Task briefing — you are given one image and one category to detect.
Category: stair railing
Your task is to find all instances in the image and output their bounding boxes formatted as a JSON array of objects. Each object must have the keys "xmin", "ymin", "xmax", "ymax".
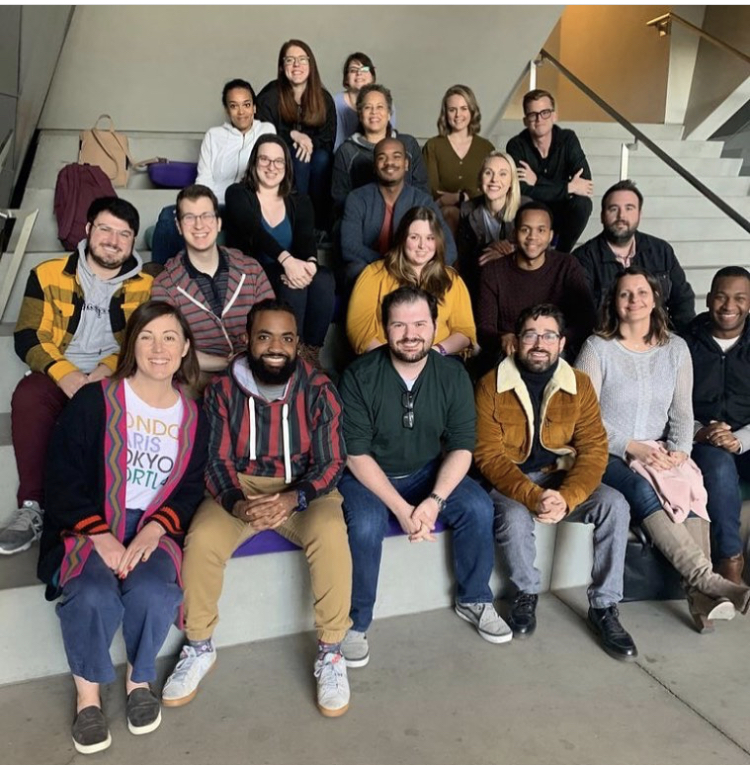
[
  {"xmin": 646, "ymin": 12, "xmax": 750, "ymax": 67},
  {"xmin": 530, "ymin": 50, "xmax": 750, "ymax": 237}
]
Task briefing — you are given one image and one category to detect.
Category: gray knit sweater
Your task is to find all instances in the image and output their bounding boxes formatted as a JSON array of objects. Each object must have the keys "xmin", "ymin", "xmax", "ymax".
[{"xmin": 574, "ymin": 333, "xmax": 694, "ymax": 458}]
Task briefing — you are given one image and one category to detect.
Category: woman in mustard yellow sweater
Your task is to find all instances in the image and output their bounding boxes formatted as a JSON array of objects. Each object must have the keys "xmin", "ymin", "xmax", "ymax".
[{"xmin": 346, "ymin": 206, "xmax": 476, "ymax": 355}]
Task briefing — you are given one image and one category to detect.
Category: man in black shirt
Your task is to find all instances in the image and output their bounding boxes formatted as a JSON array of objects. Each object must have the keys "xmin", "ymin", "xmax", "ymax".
[
  {"xmin": 506, "ymin": 89, "xmax": 593, "ymax": 252},
  {"xmin": 573, "ymin": 179, "xmax": 696, "ymax": 332}
]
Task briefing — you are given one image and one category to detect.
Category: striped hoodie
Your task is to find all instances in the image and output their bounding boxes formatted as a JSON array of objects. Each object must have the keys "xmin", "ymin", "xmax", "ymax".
[{"xmin": 204, "ymin": 354, "xmax": 346, "ymax": 512}]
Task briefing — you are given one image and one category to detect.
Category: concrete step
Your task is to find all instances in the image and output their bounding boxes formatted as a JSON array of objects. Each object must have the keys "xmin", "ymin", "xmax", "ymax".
[
  {"xmin": 27, "ymin": 130, "xmax": 204, "ymax": 190},
  {"xmin": 13, "ymin": 188, "xmax": 177, "ymax": 254},
  {"xmin": 586, "ymin": 154, "xmax": 742, "ymax": 178},
  {"xmin": 638, "ymin": 196, "xmax": 750, "ymax": 219}
]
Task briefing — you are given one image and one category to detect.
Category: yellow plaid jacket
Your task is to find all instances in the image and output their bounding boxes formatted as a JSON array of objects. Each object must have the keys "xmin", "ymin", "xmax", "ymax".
[{"xmin": 14, "ymin": 252, "xmax": 152, "ymax": 382}]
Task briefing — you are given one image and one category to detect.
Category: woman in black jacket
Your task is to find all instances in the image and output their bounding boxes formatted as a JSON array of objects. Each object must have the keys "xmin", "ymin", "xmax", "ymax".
[
  {"xmin": 256, "ymin": 39, "xmax": 336, "ymax": 231},
  {"xmin": 224, "ymin": 135, "xmax": 335, "ymax": 366}
]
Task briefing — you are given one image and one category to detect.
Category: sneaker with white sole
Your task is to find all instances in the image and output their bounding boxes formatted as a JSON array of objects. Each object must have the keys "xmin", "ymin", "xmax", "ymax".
[
  {"xmin": 454, "ymin": 601, "xmax": 513, "ymax": 644},
  {"xmin": 340, "ymin": 629, "xmax": 370, "ymax": 668},
  {"xmin": 0, "ymin": 501, "xmax": 43, "ymax": 555},
  {"xmin": 161, "ymin": 644, "xmax": 217, "ymax": 707},
  {"xmin": 314, "ymin": 652, "xmax": 350, "ymax": 717}
]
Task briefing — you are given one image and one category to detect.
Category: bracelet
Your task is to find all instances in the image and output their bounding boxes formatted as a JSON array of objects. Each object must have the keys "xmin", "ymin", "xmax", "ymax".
[
  {"xmin": 279, "ymin": 254, "xmax": 291, "ymax": 266},
  {"xmin": 436, "ymin": 343, "xmax": 447, "ymax": 356},
  {"xmin": 429, "ymin": 492, "xmax": 447, "ymax": 512}
]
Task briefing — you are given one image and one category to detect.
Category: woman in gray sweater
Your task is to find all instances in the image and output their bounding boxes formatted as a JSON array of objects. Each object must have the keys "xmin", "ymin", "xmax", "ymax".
[{"xmin": 576, "ymin": 267, "xmax": 750, "ymax": 632}]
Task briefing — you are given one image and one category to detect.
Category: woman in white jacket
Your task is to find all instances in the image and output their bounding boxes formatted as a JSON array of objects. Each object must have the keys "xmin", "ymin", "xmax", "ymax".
[{"xmin": 152, "ymin": 79, "xmax": 275, "ymax": 265}]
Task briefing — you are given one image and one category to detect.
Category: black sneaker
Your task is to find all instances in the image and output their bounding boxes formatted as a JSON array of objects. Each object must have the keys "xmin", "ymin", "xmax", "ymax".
[
  {"xmin": 588, "ymin": 605, "xmax": 638, "ymax": 662},
  {"xmin": 72, "ymin": 706, "xmax": 111, "ymax": 754},
  {"xmin": 127, "ymin": 687, "xmax": 162, "ymax": 735},
  {"xmin": 508, "ymin": 592, "xmax": 538, "ymax": 638}
]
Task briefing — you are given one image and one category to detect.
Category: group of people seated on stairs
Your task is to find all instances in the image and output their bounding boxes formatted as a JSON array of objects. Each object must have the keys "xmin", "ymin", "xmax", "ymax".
[{"xmin": 2, "ymin": 37, "xmax": 750, "ymax": 756}]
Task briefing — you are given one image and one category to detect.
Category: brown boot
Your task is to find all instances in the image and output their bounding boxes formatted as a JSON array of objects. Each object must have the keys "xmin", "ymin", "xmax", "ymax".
[
  {"xmin": 642, "ymin": 511, "xmax": 750, "ymax": 617},
  {"xmin": 716, "ymin": 554, "xmax": 746, "ymax": 585},
  {"xmin": 298, "ymin": 343, "xmax": 323, "ymax": 371}
]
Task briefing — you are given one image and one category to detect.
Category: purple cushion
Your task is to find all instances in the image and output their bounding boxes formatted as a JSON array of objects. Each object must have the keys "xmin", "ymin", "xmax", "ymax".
[
  {"xmin": 232, "ymin": 515, "xmax": 447, "ymax": 558},
  {"xmin": 148, "ymin": 161, "xmax": 198, "ymax": 189}
]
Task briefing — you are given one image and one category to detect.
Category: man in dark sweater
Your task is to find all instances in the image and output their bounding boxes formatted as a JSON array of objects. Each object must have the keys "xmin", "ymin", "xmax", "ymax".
[
  {"xmin": 506, "ymin": 89, "xmax": 593, "ymax": 253},
  {"xmin": 475, "ymin": 303, "xmax": 636, "ymax": 661},
  {"xmin": 573, "ymin": 179, "xmax": 696, "ymax": 332},
  {"xmin": 685, "ymin": 267, "xmax": 750, "ymax": 584},
  {"xmin": 340, "ymin": 137, "xmax": 456, "ymax": 287},
  {"xmin": 476, "ymin": 201, "xmax": 595, "ymax": 365},
  {"xmin": 337, "ymin": 286, "xmax": 510, "ymax": 667}
]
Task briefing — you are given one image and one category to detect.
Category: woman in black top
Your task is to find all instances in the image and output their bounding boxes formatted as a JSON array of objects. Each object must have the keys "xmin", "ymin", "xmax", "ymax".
[
  {"xmin": 256, "ymin": 39, "xmax": 336, "ymax": 232},
  {"xmin": 224, "ymin": 135, "xmax": 335, "ymax": 366}
]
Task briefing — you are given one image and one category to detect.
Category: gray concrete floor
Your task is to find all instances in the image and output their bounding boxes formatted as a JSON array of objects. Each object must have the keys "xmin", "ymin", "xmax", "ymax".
[{"xmin": 1, "ymin": 592, "xmax": 750, "ymax": 765}]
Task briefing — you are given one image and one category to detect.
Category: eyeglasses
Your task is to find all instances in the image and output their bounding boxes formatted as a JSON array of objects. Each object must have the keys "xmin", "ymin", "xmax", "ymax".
[
  {"xmin": 257, "ymin": 155, "xmax": 286, "ymax": 169},
  {"xmin": 524, "ymin": 109, "xmax": 554, "ymax": 122},
  {"xmin": 519, "ymin": 331, "xmax": 561, "ymax": 345},
  {"xmin": 283, "ymin": 56, "xmax": 310, "ymax": 67},
  {"xmin": 402, "ymin": 391, "xmax": 415, "ymax": 430},
  {"xmin": 92, "ymin": 223, "xmax": 134, "ymax": 241},
  {"xmin": 179, "ymin": 212, "xmax": 217, "ymax": 226},
  {"xmin": 347, "ymin": 66, "xmax": 371, "ymax": 75}
]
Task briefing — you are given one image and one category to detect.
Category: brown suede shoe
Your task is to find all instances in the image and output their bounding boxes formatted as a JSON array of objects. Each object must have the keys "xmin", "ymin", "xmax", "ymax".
[{"xmin": 716, "ymin": 554, "xmax": 746, "ymax": 585}]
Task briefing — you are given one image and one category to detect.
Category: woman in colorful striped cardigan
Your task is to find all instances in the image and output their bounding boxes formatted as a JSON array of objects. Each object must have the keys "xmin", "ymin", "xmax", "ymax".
[{"xmin": 38, "ymin": 301, "xmax": 208, "ymax": 755}]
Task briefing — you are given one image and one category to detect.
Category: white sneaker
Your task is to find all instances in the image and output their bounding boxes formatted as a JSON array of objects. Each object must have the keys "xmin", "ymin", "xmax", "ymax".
[
  {"xmin": 0, "ymin": 501, "xmax": 43, "ymax": 555},
  {"xmin": 314, "ymin": 652, "xmax": 350, "ymax": 717},
  {"xmin": 340, "ymin": 629, "xmax": 370, "ymax": 668},
  {"xmin": 161, "ymin": 644, "xmax": 217, "ymax": 707}
]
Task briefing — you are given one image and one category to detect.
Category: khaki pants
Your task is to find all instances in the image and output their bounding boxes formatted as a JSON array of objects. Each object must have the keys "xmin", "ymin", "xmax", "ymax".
[{"xmin": 182, "ymin": 475, "xmax": 352, "ymax": 644}]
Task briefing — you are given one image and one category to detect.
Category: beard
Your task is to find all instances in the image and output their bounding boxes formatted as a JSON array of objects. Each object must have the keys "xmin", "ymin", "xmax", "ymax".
[
  {"xmin": 247, "ymin": 351, "xmax": 297, "ymax": 385},
  {"xmin": 603, "ymin": 221, "xmax": 638, "ymax": 247},
  {"xmin": 389, "ymin": 337, "xmax": 431, "ymax": 364},
  {"xmin": 517, "ymin": 348, "xmax": 557, "ymax": 373}
]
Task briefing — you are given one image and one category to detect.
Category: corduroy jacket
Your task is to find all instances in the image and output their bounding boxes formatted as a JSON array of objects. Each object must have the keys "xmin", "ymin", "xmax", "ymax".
[{"xmin": 475, "ymin": 355, "xmax": 608, "ymax": 514}]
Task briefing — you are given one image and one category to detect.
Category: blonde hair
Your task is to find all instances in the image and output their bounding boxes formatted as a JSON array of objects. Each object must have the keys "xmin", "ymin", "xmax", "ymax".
[{"xmin": 479, "ymin": 151, "xmax": 522, "ymax": 223}]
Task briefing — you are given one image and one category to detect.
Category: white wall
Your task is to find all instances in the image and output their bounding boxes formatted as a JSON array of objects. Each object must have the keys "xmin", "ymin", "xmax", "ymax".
[{"xmin": 40, "ymin": 5, "xmax": 564, "ymax": 140}]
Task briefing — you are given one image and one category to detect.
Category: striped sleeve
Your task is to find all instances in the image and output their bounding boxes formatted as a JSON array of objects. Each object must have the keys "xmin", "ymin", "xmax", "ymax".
[
  {"xmin": 72, "ymin": 515, "xmax": 111, "ymax": 536},
  {"xmin": 296, "ymin": 378, "xmax": 346, "ymax": 500},
  {"xmin": 204, "ymin": 381, "xmax": 245, "ymax": 512}
]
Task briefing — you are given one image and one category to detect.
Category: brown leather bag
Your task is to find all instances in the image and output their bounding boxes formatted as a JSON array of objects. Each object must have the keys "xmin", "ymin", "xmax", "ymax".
[{"xmin": 79, "ymin": 114, "xmax": 162, "ymax": 188}]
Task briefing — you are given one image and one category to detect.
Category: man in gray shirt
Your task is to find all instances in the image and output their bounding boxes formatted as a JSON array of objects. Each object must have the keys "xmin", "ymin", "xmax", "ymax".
[{"xmin": 0, "ymin": 197, "xmax": 152, "ymax": 555}]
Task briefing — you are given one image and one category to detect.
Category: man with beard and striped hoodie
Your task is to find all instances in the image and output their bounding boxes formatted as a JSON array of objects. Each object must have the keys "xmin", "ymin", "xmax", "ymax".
[{"xmin": 161, "ymin": 298, "xmax": 352, "ymax": 718}]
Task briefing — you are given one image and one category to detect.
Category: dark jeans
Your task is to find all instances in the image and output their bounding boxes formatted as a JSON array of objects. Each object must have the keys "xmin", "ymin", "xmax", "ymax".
[
  {"xmin": 151, "ymin": 205, "xmax": 184, "ymax": 266},
  {"xmin": 260, "ymin": 257, "xmax": 335, "ymax": 347},
  {"xmin": 548, "ymin": 195, "xmax": 593, "ymax": 253},
  {"xmin": 12, "ymin": 372, "xmax": 68, "ymax": 506},
  {"xmin": 292, "ymin": 149, "xmax": 332, "ymax": 232},
  {"xmin": 57, "ymin": 542, "xmax": 181, "ymax": 684},
  {"xmin": 692, "ymin": 443, "xmax": 750, "ymax": 559},
  {"xmin": 339, "ymin": 460, "xmax": 495, "ymax": 632},
  {"xmin": 602, "ymin": 455, "xmax": 663, "ymax": 525}
]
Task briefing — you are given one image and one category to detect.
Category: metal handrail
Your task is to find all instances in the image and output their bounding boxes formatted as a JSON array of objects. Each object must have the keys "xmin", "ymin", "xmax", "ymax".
[
  {"xmin": 536, "ymin": 49, "xmax": 750, "ymax": 237},
  {"xmin": 646, "ymin": 12, "xmax": 750, "ymax": 67}
]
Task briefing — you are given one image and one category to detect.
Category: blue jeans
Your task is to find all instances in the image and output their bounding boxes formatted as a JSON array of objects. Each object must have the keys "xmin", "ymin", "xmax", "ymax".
[
  {"xmin": 292, "ymin": 148, "xmax": 332, "ymax": 231},
  {"xmin": 692, "ymin": 443, "xmax": 750, "ymax": 559},
  {"xmin": 602, "ymin": 455, "xmax": 663, "ymax": 524},
  {"xmin": 340, "ymin": 460, "xmax": 495, "ymax": 632},
  {"xmin": 56, "ymin": 510, "xmax": 182, "ymax": 684}
]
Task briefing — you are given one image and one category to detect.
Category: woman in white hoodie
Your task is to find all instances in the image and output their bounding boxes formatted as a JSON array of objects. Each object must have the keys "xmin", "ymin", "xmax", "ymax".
[{"xmin": 151, "ymin": 79, "xmax": 275, "ymax": 265}]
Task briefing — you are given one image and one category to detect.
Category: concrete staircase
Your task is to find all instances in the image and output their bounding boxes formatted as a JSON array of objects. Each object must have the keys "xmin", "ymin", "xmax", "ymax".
[{"xmin": 1, "ymin": 120, "xmax": 749, "ymax": 685}]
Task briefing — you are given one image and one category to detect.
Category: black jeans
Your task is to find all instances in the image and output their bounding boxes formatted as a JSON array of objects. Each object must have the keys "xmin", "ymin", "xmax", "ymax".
[{"xmin": 548, "ymin": 195, "xmax": 593, "ymax": 253}]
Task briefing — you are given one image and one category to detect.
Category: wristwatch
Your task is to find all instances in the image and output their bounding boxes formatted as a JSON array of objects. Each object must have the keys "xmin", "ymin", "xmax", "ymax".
[
  {"xmin": 296, "ymin": 489, "xmax": 309, "ymax": 512},
  {"xmin": 429, "ymin": 492, "xmax": 447, "ymax": 512}
]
